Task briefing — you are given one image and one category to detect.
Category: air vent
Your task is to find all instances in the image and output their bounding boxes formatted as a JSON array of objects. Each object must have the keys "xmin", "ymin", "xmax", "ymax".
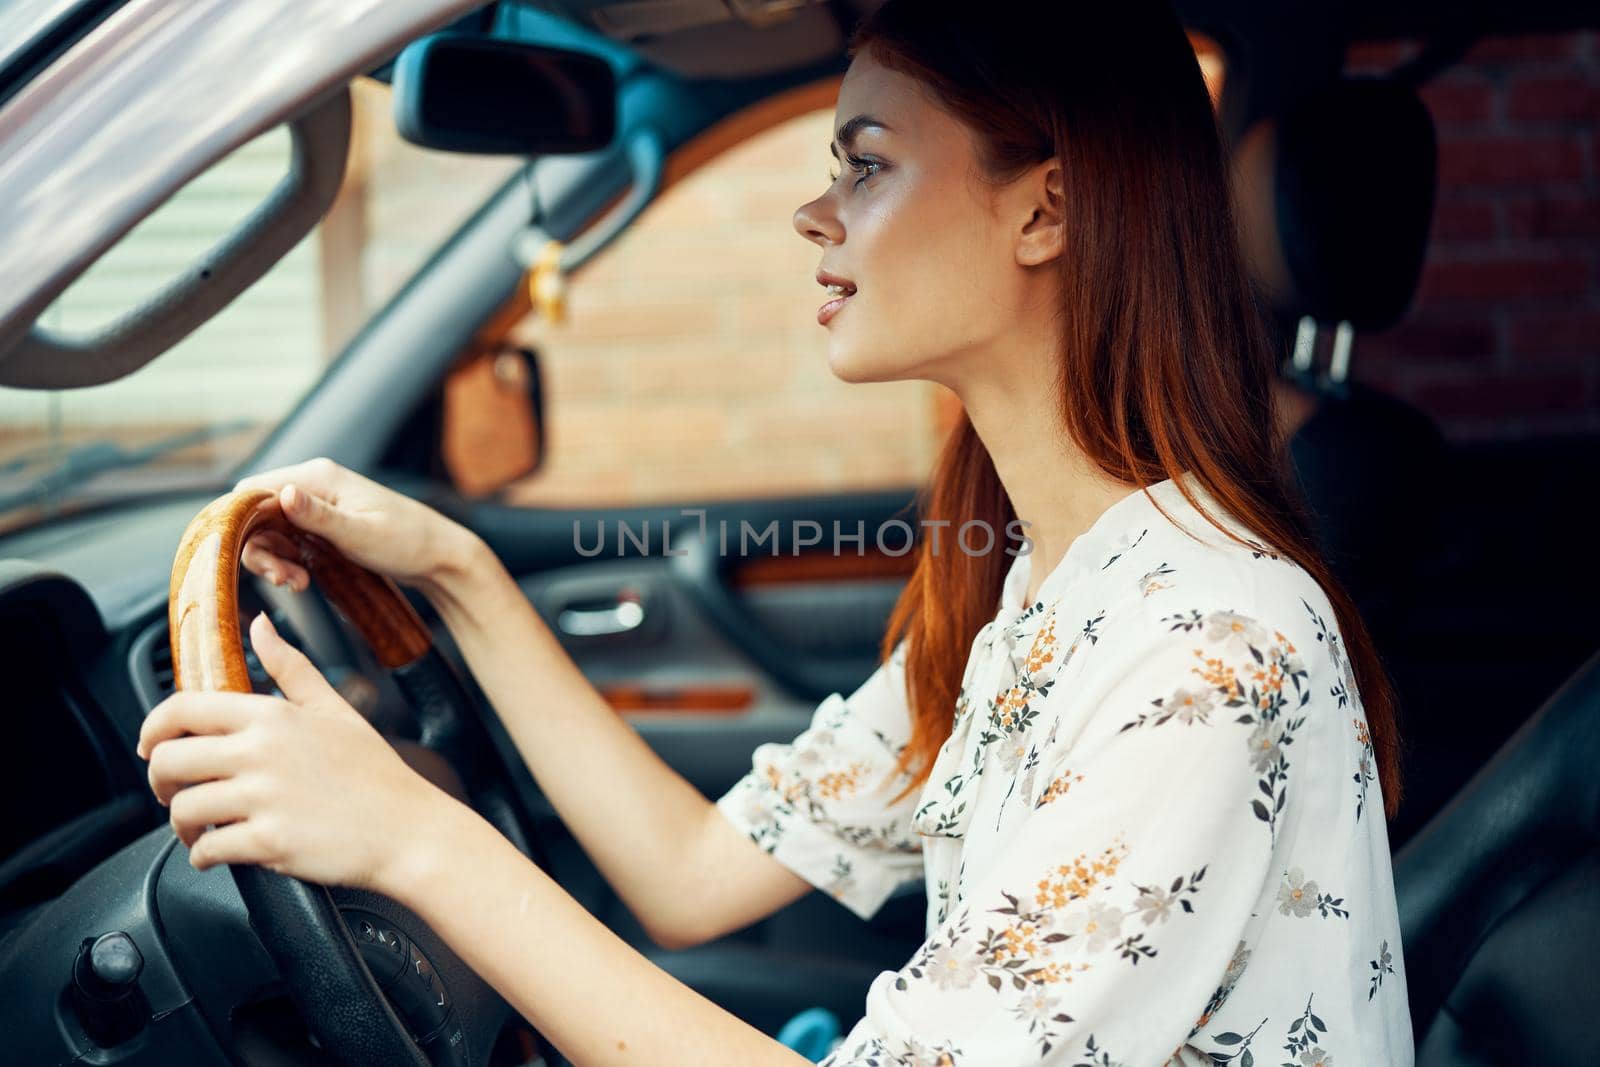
[
  {"xmin": 128, "ymin": 611, "xmax": 295, "ymax": 708},
  {"xmin": 151, "ymin": 637, "xmax": 174, "ymax": 696},
  {"xmin": 128, "ymin": 617, "xmax": 174, "ymax": 712}
]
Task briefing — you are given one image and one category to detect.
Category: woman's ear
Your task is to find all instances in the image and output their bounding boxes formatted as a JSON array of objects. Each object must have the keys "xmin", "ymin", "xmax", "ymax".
[{"xmin": 1015, "ymin": 157, "xmax": 1065, "ymax": 267}]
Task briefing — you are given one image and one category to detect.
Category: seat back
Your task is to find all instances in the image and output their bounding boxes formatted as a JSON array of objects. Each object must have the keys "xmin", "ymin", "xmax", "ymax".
[
  {"xmin": 1234, "ymin": 74, "xmax": 1447, "ymax": 616},
  {"xmin": 1233, "ymin": 75, "xmax": 1485, "ymax": 847},
  {"xmin": 1393, "ymin": 648, "xmax": 1600, "ymax": 1063}
]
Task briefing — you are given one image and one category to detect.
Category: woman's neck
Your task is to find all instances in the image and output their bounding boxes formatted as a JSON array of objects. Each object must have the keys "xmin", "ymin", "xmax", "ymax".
[{"xmin": 956, "ymin": 367, "xmax": 1139, "ymax": 608}]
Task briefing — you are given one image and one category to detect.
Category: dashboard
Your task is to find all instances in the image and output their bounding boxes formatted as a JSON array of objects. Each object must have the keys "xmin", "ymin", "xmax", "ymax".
[
  {"xmin": 0, "ymin": 493, "xmax": 415, "ymax": 945},
  {"xmin": 0, "ymin": 491, "xmax": 488, "ymax": 1065},
  {"xmin": 2, "ymin": 606, "xmax": 123, "ymax": 863},
  {"xmin": 0, "ymin": 564, "xmax": 149, "ymax": 945}
]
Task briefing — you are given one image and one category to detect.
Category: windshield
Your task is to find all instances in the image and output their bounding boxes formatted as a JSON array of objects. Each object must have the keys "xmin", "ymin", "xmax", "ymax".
[{"xmin": 0, "ymin": 78, "xmax": 522, "ymax": 535}]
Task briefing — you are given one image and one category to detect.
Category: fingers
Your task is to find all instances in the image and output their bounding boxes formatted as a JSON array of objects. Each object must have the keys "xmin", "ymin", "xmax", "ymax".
[
  {"xmin": 234, "ymin": 456, "xmax": 346, "ymax": 500},
  {"xmin": 138, "ymin": 690, "xmax": 264, "ymax": 760},
  {"xmin": 277, "ymin": 482, "xmax": 353, "ymax": 545},
  {"xmin": 187, "ymin": 819, "xmax": 284, "ymax": 873},
  {"xmin": 244, "ymin": 528, "xmax": 298, "ymax": 560},
  {"xmin": 242, "ymin": 530, "xmax": 309, "ymax": 593},
  {"xmin": 236, "ymin": 460, "xmax": 362, "ymax": 559},
  {"xmin": 169, "ymin": 777, "xmax": 257, "ymax": 847},
  {"xmin": 249, "ymin": 612, "xmax": 336, "ymax": 706},
  {"xmin": 146, "ymin": 733, "xmax": 253, "ymax": 806}
]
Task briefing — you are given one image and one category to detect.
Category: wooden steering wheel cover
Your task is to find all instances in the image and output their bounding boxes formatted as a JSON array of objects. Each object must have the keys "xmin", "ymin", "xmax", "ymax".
[{"xmin": 168, "ymin": 488, "xmax": 431, "ymax": 693}]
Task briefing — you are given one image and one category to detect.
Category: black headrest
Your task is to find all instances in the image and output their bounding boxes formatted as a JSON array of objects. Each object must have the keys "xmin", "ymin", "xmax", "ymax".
[{"xmin": 1235, "ymin": 77, "xmax": 1437, "ymax": 331}]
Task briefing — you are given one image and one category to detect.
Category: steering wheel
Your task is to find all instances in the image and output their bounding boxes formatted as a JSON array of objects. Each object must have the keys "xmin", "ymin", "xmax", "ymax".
[{"xmin": 167, "ymin": 489, "xmax": 549, "ymax": 1066}]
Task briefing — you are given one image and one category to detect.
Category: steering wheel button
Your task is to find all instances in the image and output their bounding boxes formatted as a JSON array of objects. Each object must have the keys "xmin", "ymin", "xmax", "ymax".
[
  {"xmin": 428, "ymin": 971, "xmax": 449, "ymax": 1013},
  {"xmin": 356, "ymin": 939, "xmax": 406, "ymax": 988},
  {"xmin": 386, "ymin": 947, "xmax": 450, "ymax": 1039},
  {"xmin": 342, "ymin": 910, "xmax": 411, "ymax": 987}
]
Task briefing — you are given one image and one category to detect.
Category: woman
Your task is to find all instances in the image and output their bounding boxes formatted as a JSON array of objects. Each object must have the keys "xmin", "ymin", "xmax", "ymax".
[{"xmin": 138, "ymin": 1, "xmax": 1414, "ymax": 1063}]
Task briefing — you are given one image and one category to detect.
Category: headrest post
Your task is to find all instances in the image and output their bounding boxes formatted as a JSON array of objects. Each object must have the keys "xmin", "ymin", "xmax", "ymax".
[
  {"xmin": 1329, "ymin": 320, "xmax": 1354, "ymax": 384},
  {"xmin": 1292, "ymin": 315, "xmax": 1319, "ymax": 374}
]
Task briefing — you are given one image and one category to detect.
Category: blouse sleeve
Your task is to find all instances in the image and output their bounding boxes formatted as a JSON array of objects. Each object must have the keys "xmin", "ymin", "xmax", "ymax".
[
  {"xmin": 714, "ymin": 640, "xmax": 926, "ymax": 921},
  {"xmin": 823, "ymin": 608, "xmax": 1297, "ymax": 1066}
]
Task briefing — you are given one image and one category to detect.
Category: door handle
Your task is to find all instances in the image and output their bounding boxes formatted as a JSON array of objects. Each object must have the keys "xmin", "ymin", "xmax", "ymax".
[{"xmin": 557, "ymin": 596, "xmax": 645, "ymax": 637}]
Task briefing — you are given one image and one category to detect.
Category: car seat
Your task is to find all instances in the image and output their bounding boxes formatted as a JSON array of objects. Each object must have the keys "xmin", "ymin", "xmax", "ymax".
[
  {"xmin": 1233, "ymin": 74, "xmax": 1447, "ymax": 641},
  {"xmin": 1232, "ymin": 75, "xmax": 1479, "ymax": 846},
  {"xmin": 1393, "ymin": 646, "xmax": 1600, "ymax": 1063}
]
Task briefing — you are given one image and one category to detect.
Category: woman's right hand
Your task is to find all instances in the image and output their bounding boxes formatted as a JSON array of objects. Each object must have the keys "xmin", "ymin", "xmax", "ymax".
[{"xmin": 233, "ymin": 457, "xmax": 479, "ymax": 594}]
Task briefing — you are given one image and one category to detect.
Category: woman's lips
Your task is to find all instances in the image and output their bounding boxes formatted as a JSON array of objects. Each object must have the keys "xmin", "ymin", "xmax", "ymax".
[{"xmin": 818, "ymin": 290, "xmax": 854, "ymax": 325}]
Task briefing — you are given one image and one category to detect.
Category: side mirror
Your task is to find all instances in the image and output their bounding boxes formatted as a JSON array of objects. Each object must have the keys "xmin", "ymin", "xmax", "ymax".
[
  {"xmin": 391, "ymin": 34, "xmax": 616, "ymax": 155},
  {"xmin": 439, "ymin": 345, "xmax": 546, "ymax": 497}
]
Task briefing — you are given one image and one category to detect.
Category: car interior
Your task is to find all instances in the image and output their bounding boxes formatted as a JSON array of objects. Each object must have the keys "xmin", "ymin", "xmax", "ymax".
[{"xmin": 0, "ymin": 1, "xmax": 1595, "ymax": 1065}]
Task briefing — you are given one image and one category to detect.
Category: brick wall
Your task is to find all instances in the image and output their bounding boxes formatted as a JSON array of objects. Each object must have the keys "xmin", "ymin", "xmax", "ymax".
[
  {"xmin": 1346, "ymin": 31, "xmax": 1599, "ymax": 441},
  {"xmin": 502, "ymin": 109, "xmax": 944, "ymax": 508}
]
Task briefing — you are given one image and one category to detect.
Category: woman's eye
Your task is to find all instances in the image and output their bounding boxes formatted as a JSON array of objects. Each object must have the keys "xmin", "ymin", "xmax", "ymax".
[{"xmin": 830, "ymin": 155, "xmax": 882, "ymax": 188}]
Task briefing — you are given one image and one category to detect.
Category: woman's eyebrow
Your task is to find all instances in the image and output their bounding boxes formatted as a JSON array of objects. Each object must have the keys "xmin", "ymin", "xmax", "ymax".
[{"xmin": 829, "ymin": 114, "xmax": 894, "ymax": 159}]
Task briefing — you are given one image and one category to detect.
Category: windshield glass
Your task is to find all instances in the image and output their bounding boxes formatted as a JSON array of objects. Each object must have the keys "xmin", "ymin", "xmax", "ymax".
[{"xmin": 0, "ymin": 78, "xmax": 521, "ymax": 535}]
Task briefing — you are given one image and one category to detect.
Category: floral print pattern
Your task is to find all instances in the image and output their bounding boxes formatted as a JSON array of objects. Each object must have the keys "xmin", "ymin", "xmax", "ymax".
[
  {"xmin": 1281, "ymin": 994, "xmax": 1334, "ymax": 1066},
  {"xmin": 1139, "ymin": 562, "xmax": 1177, "ymax": 597},
  {"xmin": 1368, "ymin": 940, "xmax": 1395, "ymax": 1001},
  {"xmin": 1276, "ymin": 868, "xmax": 1349, "ymax": 920},
  {"xmin": 718, "ymin": 642, "xmax": 927, "ymax": 920},
  {"xmin": 715, "ymin": 474, "xmax": 1413, "ymax": 1065},
  {"xmin": 1351, "ymin": 718, "xmax": 1377, "ymax": 824}
]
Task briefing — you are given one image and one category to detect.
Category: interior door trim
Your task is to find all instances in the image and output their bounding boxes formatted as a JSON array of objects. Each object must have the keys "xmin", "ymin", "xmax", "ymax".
[{"xmin": 666, "ymin": 490, "xmax": 918, "ymax": 699}]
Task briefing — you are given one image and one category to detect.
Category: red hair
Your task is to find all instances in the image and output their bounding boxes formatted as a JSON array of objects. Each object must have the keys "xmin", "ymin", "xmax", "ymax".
[{"xmin": 855, "ymin": 0, "xmax": 1404, "ymax": 819}]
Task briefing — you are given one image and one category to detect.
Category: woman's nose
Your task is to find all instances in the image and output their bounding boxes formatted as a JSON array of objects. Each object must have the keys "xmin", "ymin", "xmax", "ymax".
[{"xmin": 793, "ymin": 195, "xmax": 840, "ymax": 247}]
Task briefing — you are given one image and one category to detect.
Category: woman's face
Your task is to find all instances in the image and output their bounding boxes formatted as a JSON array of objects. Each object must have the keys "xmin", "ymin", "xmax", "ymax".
[{"xmin": 793, "ymin": 50, "xmax": 1053, "ymax": 389}]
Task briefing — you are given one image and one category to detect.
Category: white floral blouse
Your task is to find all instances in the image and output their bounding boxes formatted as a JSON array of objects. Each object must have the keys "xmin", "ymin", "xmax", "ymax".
[{"xmin": 715, "ymin": 473, "xmax": 1414, "ymax": 1066}]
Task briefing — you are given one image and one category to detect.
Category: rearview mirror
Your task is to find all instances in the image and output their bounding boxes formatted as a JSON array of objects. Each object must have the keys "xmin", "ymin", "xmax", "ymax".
[{"xmin": 391, "ymin": 34, "xmax": 616, "ymax": 155}]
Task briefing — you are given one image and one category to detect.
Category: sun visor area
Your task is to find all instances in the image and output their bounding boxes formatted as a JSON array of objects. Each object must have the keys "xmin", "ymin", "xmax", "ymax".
[
  {"xmin": 536, "ymin": 0, "xmax": 847, "ymax": 78},
  {"xmin": 0, "ymin": 89, "xmax": 350, "ymax": 390},
  {"xmin": 0, "ymin": 0, "xmax": 487, "ymax": 389}
]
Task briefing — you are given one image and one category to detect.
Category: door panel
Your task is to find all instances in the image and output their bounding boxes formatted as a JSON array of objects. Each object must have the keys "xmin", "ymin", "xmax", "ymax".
[
  {"xmin": 483, "ymin": 490, "xmax": 919, "ymax": 798},
  {"xmin": 517, "ymin": 555, "xmax": 822, "ymax": 798},
  {"xmin": 450, "ymin": 488, "xmax": 931, "ymax": 1004}
]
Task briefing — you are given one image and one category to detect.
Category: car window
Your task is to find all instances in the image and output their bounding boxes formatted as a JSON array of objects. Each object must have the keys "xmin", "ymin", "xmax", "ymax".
[
  {"xmin": 493, "ymin": 106, "xmax": 948, "ymax": 508},
  {"xmin": 0, "ymin": 79, "xmax": 521, "ymax": 534}
]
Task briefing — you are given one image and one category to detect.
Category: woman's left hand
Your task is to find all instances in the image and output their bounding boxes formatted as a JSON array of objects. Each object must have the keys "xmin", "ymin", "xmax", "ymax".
[{"xmin": 138, "ymin": 611, "xmax": 447, "ymax": 894}]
